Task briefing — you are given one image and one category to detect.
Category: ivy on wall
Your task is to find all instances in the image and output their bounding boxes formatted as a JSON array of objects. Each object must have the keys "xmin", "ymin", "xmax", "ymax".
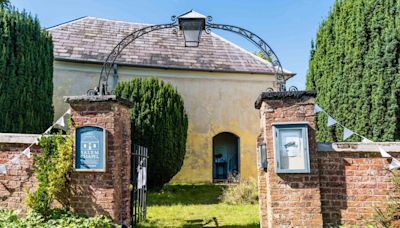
[
  {"xmin": 306, "ymin": 0, "xmax": 400, "ymax": 142},
  {"xmin": 0, "ymin": 7, "xmax": 54, "ymax": 133}
]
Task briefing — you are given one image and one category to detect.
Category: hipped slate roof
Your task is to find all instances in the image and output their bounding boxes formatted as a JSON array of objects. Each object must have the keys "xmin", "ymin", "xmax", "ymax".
[{"xmin": 48, "ymin": 16, "xmax": 294, "ymax": 75}]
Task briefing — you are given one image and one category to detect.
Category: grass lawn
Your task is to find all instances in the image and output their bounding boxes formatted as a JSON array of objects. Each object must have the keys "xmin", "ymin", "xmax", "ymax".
[{"xmin": 138, "ymin": 184, "xmax": 260, "ymax": 227}]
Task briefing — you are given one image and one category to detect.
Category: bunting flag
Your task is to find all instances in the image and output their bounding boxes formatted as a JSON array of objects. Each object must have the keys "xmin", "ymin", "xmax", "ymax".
[
  {"xmin": 327, "ymin": 116, "xmax": 337, "ymax": 127},
  {"xmin": 378, "ymin": 146, "xmax": 391, "ymax": 158},
  {"xmin": 10, "ymin": 155, "xmax": 20, "ymax": 165},
  {"xmin": 22, "ymin": 147, "xmax": 31, "ymax": 158},
  {"xmin": 343, "ymin": 128, "xmax": 354, "ymax": 140},
  {"xmin": 316, "ymin": 103, "xmax": 399, "ymax": 170},
  {"xmin": 0, "ymin": 165, "xmax": 6, "ymax": 174},
  {"xmin": 389, "ymin": 158, "xmax": 400, "ymax": 170},
  {"xmin": 0, "ymin": 108, "xmax": 72, "ymax": 175},
  {"xmin": 55, "ymin": 115, "xmax": 65, "ymax": 128},
  {"xmin": 362, "ymin": 137, "xmax": 373, "ymax": 143},
  {"xmin": 314, "ymin": 104, "xmax": 323, "ymax": 113}
]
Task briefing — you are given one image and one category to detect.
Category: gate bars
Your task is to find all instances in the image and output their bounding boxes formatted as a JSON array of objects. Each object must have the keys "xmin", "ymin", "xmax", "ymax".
[{"xmin": 131, "ymin": 144, "xmax": 148, "ymax": 226}]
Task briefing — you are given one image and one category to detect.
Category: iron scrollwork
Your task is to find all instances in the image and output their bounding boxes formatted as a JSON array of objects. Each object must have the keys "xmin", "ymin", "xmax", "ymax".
[
  {"xmin": 89, "ymin": 20, "xmax": 179, "ymax": 95},
  {"xmin": 206, "ymin": 23, "xmax": 289, "ymax": 92},
  {"xmin": 92, "ymin": 14, "xmax": 295, "ymax": 95}
]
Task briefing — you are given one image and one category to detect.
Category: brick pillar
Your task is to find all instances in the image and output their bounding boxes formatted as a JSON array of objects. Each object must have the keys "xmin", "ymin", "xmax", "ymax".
[
  {"xmin": 255, "ymin": 91, "xmax": 322, "ymax": 227},
  {"xmin": 65, "ymin": 95, "xmax": 133, "ymax": 226}
]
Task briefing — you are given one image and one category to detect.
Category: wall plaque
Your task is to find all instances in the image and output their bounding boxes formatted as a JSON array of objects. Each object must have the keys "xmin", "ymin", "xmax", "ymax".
[
  {"xmin": 273, "ymin": 123, "xmax": 310, "ymax": 173},
  {"xmin": 75, "ymin": 126, "xmax": 106, "ymax": 172}
]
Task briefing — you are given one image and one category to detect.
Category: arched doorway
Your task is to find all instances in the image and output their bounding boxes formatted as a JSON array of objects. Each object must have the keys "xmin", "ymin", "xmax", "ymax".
[{"xmin": 212, "ymin": 132, "xmax": 239, "ymax": 182}]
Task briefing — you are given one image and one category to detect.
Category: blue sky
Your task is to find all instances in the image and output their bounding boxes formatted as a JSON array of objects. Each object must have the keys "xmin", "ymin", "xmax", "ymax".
[{"xmin": 12, "ymin": 0, "xmax": 335, "ymax": 89}]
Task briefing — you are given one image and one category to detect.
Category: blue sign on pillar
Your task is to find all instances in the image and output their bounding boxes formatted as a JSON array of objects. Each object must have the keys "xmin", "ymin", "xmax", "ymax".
[{"xmin": 75, "ymin": 126, "xmax": 107, "ymax": 172}]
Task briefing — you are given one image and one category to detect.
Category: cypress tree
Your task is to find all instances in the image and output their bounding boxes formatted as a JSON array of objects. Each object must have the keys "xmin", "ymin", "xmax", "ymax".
[
  {"xmin": 0, "ymin": 7, "xmax": 53, "ymax": 133},
  {"xmin": 307, "ymin": 0, "xmax": 400, "ymax": 142},
  {"xmin": 115, "ymin": 77, "xmax": 188, "ymax": 189}
]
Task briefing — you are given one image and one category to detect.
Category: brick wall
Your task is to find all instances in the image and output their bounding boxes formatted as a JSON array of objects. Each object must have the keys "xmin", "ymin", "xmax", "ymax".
[
  {"xmin": 256, "ymin": 91, "xmax": 400, "ymax": 227},
  {"xmin": 0, "ymin": 134, "xmax": 41, "ymax": 213},
  {"xmin": 0, "ymin": 95, "xmax": 133, "ymax": 226},
  {"xmin": 318, "ymin": 143, "xmax": 399, "ymax": 226}
]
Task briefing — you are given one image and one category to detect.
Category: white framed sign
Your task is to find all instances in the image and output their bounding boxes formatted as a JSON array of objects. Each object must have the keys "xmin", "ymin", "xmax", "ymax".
[
  {"xmin": 273, "ymin": 122, "xmax": 310, "ymax": 173},
  {"xmin": 75, "ymin": 126, "xmax": 107, "ymax": 172}
]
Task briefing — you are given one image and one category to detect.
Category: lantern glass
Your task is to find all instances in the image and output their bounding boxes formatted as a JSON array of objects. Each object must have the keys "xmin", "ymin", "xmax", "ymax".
[{"xmin": 181, "ymin": 19, "xmax": 203, "ymax": 47}]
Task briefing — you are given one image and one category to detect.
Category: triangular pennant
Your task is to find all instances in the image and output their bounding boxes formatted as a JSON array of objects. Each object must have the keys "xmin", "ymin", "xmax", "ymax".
[
  {"xmin": 389, "ymin": 158, "xmax": 400, "ymax": 170},
  {"xmin": 66, "ymin": 108, "xmax": 71, "ymax": 115},
  {"xmin": 343, "ymin": 128, "xmax": 354, "ymax": 140},
  {"xmin": 22, "ymin": 147, "xmax": 31, "ymax": 158},
  {"xmin": 55, "ymin": 116, "xmax": 65, "ymax": 128},
  {"xmin": 327, "ymin": 116, "xmax": 337, "ymax": 127},
  {"xmin": 10, "ymin": 155, "xmax": 20, "ymax": 165},
  {"xmin": 378, "ymin": 146, "xmax": 392, "ymax": 158},
  {"xmin": 0, "ymin": 164, "xmax": 7, "ymax": 174},
  {"xmin": 314, "ymin": 104, "xmax": 323, "ymax": 113},
  {"xmin": 362, "ymin": 137, "xmax": 373, "ymax": 143}
]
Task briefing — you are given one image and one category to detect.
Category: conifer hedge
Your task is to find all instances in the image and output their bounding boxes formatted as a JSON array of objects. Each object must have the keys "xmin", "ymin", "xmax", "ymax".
[
  {"xmin": 115, "ymin": 78, "xmax": 188, "ymax": 189},
  {"xmin": 0, "ymin": 8, "xmax": 54, "ymax": 133},
  {"xmin": 306, "ymin": 0, "xmax": 400, "ymax": 142}
]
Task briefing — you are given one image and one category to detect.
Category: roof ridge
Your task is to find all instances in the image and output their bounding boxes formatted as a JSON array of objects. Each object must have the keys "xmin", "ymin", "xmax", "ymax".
[
  {"xmin": 46, "ymin": 16, "xmax": 89, "ymax": 30},
  {"xmin": 47, "ymin": 16, "xmax": 154, "ymax": 30},
  {"xmin": 84, "ymin": 16, "xmax": 154, "ymax": 26}
]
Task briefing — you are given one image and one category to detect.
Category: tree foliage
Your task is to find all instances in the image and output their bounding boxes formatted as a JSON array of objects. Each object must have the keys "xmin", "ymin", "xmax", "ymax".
[
  {"xmin": 0, "ymin": 0, "xmax": 10, "ymax": 9},
  {"xmin": 306, "ymin": 0, "xmax": 400, "ymax": 142},
  {"xmin": 115, "ymin": 77, "xmax": 188, "ymax": 189},
  {"xmin": 0, "ymin": 7, "xmax": 53, "ymax": 133}
]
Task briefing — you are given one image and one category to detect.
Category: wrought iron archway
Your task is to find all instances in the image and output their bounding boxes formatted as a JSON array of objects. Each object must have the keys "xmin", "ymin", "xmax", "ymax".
[{"xmin": 88, "ymin": 14, "xmax": 296, "ymax": 96}]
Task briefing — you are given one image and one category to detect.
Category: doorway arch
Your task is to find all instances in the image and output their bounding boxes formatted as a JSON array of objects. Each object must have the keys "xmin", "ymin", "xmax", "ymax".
[{"xmin": 212, "ymin": 132, "xmax": 240, "ymax": 182}]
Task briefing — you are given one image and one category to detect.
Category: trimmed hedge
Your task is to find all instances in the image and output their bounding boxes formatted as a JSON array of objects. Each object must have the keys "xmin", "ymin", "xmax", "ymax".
[
  {"xmin": 115, "ymin": 77, "xmax": 188, "ymax": 189},
  {"xmin": 0, "ymin": 7, "xmax": 54, "ymax": 133},
  {"xmin": 307, "ymin": 0, "xmax": 400, "ymax": 142}
]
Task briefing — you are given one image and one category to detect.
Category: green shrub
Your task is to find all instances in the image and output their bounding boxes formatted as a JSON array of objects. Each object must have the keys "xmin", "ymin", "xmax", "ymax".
[
  {"xmin": 0, "ymin": 209, "xmax": 115, "ymax": 228},
  {"xmin": 220, "ymin": 180, "xmax": 258, "ymax": 205},
  {"xmin": 0, "ymin": 7, "xmax": 54, "ymax": 133},
  {"xmin": 26, "ymin": 131, "xmax": 73, "ymax": 217},
  {"xmin": 306, "ymin": 0, "xmax": 400, "ymax": 142},
  {"xmin": 115, "ymin": 77, "xmax": 188, "ymax": 189}
]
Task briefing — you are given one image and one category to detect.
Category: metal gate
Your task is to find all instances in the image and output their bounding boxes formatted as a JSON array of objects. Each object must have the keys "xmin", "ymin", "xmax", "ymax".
[{"xmin": 131, "ymin": 144, "xmax": 148, "ymax": 226}]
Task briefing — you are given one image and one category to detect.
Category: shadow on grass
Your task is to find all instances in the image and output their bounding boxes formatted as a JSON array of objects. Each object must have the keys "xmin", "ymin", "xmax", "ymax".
[
  {"xmin": 182, "ymin": 218, "xmax": 259, "ymax": 227},
  {"xmin": 147, "ymin": 184, "xmax": 225, "ymax": 206},
  {"xmin": 140, "ymin": 219, "xmax": 259, "ymax": 228}
]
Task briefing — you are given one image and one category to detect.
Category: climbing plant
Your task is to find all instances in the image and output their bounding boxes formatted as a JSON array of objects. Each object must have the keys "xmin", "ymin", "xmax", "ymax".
[
  {"xmin": 306, "ymin": 0, "xmax": 400, "ymax": 142},
  {"xmin": 115, "ymin": 77, "xmax": 188, "ymax": 189},
  {"xmin": 26, "ymin": 131, "xmax": 73, "ymax": 218}
]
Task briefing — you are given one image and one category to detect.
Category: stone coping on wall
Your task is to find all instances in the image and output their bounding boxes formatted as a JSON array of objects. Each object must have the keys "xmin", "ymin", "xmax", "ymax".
[
  {"xmin": 0, "ymin": 133, "xmax": 41, "ymax": 144},
  {"xmin": 64, "ymin": 95, "xmax": 134, "ymax": 108},
  {"xmin": 254, "ymin": 90, "xmax": 317, "ymax": 109},
  {"xmin": 318, "ymin": 142, "xmax": 400, "ymax": 152}
]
